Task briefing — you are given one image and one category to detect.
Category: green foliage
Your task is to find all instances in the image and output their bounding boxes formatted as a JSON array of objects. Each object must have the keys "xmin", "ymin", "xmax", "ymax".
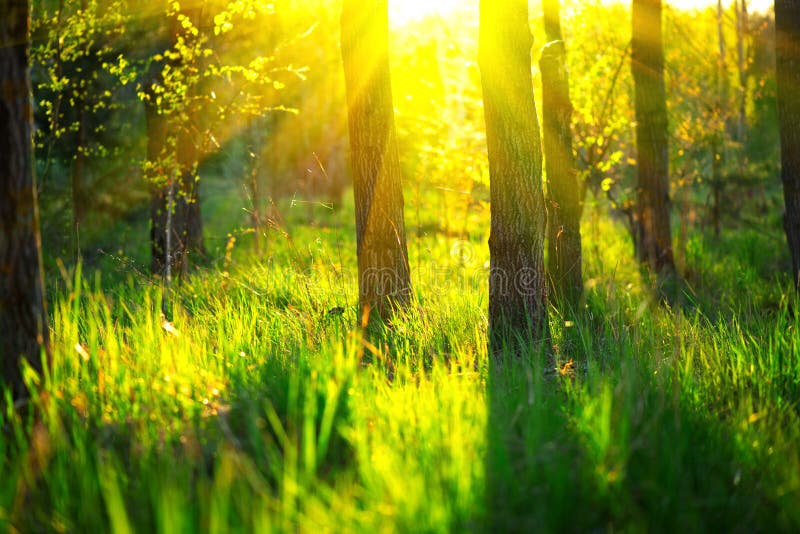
[
  {"xmin": 31, "ymin": 0, "xmax": 145, "ymax": 254},
  {"xmin": 30, "ymin": 0, "xmax": 306, "ymax": 266},
  {"xmin": 12, "ymin": 1, "xmax": 798, "ymax": 531},
  {"xmin": 32, "ymin": 0, "xmax": 130, "ymax": 151},
  {"xmin": 3, "ymin": 192, "xmax": 800, "ymax": 530},
  {"xmin": 129, "ymin": 0, "xmax": 302, "ymax": 195}
]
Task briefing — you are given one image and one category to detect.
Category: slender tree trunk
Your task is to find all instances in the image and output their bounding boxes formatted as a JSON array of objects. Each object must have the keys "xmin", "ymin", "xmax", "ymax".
[
  {"xmin": 148, "ymin": 138, "xmax": 204, "ymax": 277},
  {"xmin": 71, "ymin": 103, "xmax": 86, "ymax": 256},
  {"xmin": 479, "ymin": 0, "xmax": 549, "ymax": 353},
  {"xmin": 776, "ymin": 0, "xmax": 800, "ymax": 291},
  {"xmin": 70, "ymin": 0, "xmax": 87, "ymax": 258},
  {"xmin": 144, "ymin": 71, "xmax": 170, "ymax": 276},
  {"xmin": 711, "ymin": 0, "xmax": 729, "ymax": 239},
  {"xmin": 543, "ymin": 0, "xmax": 563, "ymax": 42},
  {"xmin": 632, "ymin": 0, "xmax": 675, "ymax": 276},
  {"xmin": 173, "ymin": 127, "xmax": 205, "ymax": 274},
  {"xmin": 541, "ymin": 0, "xmax": 583, "ymax": 310},
  {"xmin": 145, "ymin": 29, "xmax": 205, "ymax": 278},
  {"xmin": 0, "ymin": 0, "xmax": 50, "ymax": 400},
  {"xmin": 341, "ymin": 0, "xmax": 412, "ymax": 323},
  {"xmin": 249, "ymin": 123, "xmax": 264, "ymax": 257},
  {"xmin": 736, "ymin": 0, "xmax": 749, "ymax": 150}
]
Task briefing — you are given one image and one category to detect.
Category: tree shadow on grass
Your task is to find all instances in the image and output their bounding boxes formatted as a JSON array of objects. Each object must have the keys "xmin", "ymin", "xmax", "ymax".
[
  {"xmin": 222, "ymin": 344, "xmax": 356, "ymax": 485},
  {"xmin": 1, "ymin": 339, "xmax": 357, "ymax": 532},
  {"xmin": 485, "ymin": 336, "xmax": 799, "ymax": 532}
]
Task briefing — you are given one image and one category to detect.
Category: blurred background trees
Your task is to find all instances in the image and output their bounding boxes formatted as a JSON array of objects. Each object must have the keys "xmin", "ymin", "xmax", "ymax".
[{"xmin": 23, "ymin": 0, "xmax": 792, "ymax": 296}]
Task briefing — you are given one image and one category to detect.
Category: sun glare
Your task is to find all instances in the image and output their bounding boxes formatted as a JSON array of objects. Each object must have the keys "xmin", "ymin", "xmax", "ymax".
[
  {"xmin": 390, "ymin": 0, "xmax": 773, "ymax": 27},
  {"xmin": 668, "ymin": 0, "xmax": 771, "ymax": 12},
  {"xmin": 390, "ymin": 0, "xmax": 464, "ymax": 26}
]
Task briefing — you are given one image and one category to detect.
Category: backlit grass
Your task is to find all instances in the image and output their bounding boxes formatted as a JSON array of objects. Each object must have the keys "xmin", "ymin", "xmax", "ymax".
[{"xmin": 2, "ymin": 193, "xmax": 800, "ymax": 532}]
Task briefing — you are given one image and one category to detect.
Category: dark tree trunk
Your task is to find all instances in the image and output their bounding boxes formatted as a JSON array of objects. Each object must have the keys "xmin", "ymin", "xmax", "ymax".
[
  {"xmin": 541, "ymin": 0, "xmax": 583, "ymax": 311},
  {"xmin": 0, "ymin": 0, "xmax": 50, "ymax": 400},
  {"xmin": 71, "ymin": 103, "xmax": 86, "ymax": 255},
  {"xmin": 70, "ymin": 0, "xmax": 88, "ymax": 257},
  {"xmin": 144, "ymin": 74, "xmax": 170, "ymax": 276},
  {"xmin": 736, "ymin": 0, "xmax": 749, "ymax": 150},
  {"xmin": 479, "ymin": 0, "xmax": 549, "ymax": 353},
  {"xmin": 632, "ymin": 0, "xmax": 675, "ymax": 276},
  {"xmin": 149, "ymin": 178, "xmax": 204, "ymax": 277},
  {"xmin": 147, "ymin": 132, "xmax": 205, "ymax": 277},
  {"xmin": 173, "ymin": 128, "xmax": 205, "ymax": 273},
  {"xmin": 711, "ymin": 0, "xmax": 729, "ymax": 240},
  {"xmin": 341, "ymin": 0, "xmax": 412, "ymax": 323},
  {"xmin": 776, "ymin": 0, "xmax": 800, "ymax": 291},
  {"xmin": 145, "ymin": 60, "xmax": 204, "ymax": 278}
]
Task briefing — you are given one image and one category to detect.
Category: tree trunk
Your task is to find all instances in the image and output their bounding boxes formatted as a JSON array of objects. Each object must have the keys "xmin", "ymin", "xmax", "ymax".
[
  {"xmin": 776, "ymin": 0, "xmax": 800, "ymax": 291},
  {"xmin": 479, "ymin": 0, "xmax": 549, "ymax": 353},
  {"xmin": 147, "ymin": 139, "xmax": 204, "ymax": 277},
  {"xmin": 145, "ymin": 57, "xmax": 204, "ymax": 278},
  {"xmin": 711, "ymin": 0, "xmax": 729, "ymax": 239},
  {"xmin": 341, "ymin": 0, "xmax": 412, "ymax": 324},
  {"xmin": 0, "ymin": 0, "xmax": 50, "ymax": 400},
  {"xmin": 736, "ymin": 0, "xmax": 749, "ymax": 150},
  {"xmin": 144, "ymin": 73, "xmax": 170, "ymax": 277},
  {"xmin": 71, "ymin": 103, "xmax": 86, "ymax": 256},
  {"xmin": 70, "ymin": 0, "xmax": 88, "ymax": 259},
  {"xmin": 632, "ymin": 0, "xmax": 675, "ymax": 276},
  {"xmin": 541, "ymin": 0, "xmax": 583, "ymax": 311},
  {"xmin": 173, "ymin": 127, "xmax": 205, "ymax": 274}
]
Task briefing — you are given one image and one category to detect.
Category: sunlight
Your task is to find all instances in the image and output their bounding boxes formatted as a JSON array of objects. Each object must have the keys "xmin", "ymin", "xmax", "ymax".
[
  {"xmin": 668, "ymin": 0, "xmax": 771, "ymax": 12},
  {"xmin": 390, "ymin": 0, "xmax": 772, "ymax": 27},
  {"xmin": 8, "ymin": 0, "xmax": 796, "ymax": 528},
  {"xmin": 390, "ymin": 0, "xmax": 463, "ymax": 25}
]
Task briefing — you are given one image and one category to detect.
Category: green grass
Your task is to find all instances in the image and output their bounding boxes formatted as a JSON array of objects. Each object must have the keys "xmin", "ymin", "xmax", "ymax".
[{"xmin": 3, "ymin": 188, "xmax": 800, "ymax": 532}]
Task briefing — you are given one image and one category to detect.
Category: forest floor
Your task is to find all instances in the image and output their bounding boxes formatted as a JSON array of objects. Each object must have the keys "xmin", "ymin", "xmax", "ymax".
[{"xmin": 2, "ymin": 176, "xmax": 800, "ymax": 532}]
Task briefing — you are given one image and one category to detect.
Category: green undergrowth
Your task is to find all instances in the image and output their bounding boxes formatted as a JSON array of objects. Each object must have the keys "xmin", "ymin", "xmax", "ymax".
[{"xmin": 3, "ymin": 205, "xmax": 800, "ymax": 532}]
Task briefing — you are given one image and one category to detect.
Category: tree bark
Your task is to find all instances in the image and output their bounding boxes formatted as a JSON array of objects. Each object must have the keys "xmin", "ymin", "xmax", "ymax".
[
  {"xmin": 341, "ymin": 0, "xmax": 412, "ymax": 323},
  {"xmin": 70, "ymin": 0, "xmax": 88, "ymax": 258},
  {"xmin": 479, "ymin": 0, "xmax": 549, "ymax": 353},
  {"xmin": 145, "ymin": 36, "xmax": 205, "ymax": 278},
  {"xmin": 776, "ymin": 0, "xmax": 800, "ymax": 291},
  {"xmin": 736, "ymin": 0, "xmax": 749, "ymax": 149},
  {"xmin": 0, "ymin": 0, "xmax": 50, "ymax": 400},
  {"xmin": 541, "ymin": 0, "xmax": 583, "ymax": 311},
  {"xmin": 173, "ymin": 127, "xmax": 205, "ymax": 273},
  {"xmin": 632, "ymin": 0, "xmax": 675, "ymax": 276},
  {"xmin": 71, "ymin": 102, "xmax": 86, "ymax": 256},
  {"xmin": 144, "ymin": 71, "xmax": 170, "ymax": 276},
  {"xmin": 147, "ymin": 124, "xmax": 204, "ymax": 276},
  {"xmin": 711, "ymin": 0, "xmax": 730, "ymax": 239}
]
